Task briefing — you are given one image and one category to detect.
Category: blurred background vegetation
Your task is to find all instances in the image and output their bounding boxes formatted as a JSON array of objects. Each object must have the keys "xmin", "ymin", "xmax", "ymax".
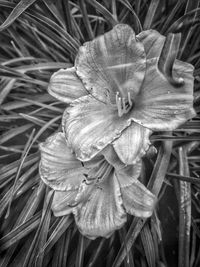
[{"xmin": 0, "ymin": 0, "xmax": 200, "ymax": 266}]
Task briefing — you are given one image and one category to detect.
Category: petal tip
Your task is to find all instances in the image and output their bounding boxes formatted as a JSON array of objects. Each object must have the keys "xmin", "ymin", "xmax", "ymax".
[{"xmin": 48, "ymin": 67, "xmax": 87, "ymax": 103}]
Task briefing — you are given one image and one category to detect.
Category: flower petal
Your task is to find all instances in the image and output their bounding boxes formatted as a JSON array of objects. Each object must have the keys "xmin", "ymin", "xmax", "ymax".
[
  {"xmin": 73, "ymin": 173, "xmax": 126, "ymax": 239},
  {"xmin": 101, "ymin": 145, "xmax": 126, "ymax": 171},
  {"xmin": 113, "ymin": 122, "xmax": 152, "ymax": 165},
  {"xmin": 52, "ymin": 191, "xmax": 77, "ymax": 216},
  {"xmin": 137, "ymin": 30, "xmax": 165, "ymax": 59},
  {"xmin": 75, "ymin": 24, "xmax": 146, "ymax": 103},
  {"xmin": 116, "ymin": 161, "xmax": 142, "ymax": 187},
  {"xmin": 48, "ymin": 67, "xmax": 87, "ymax": 103},
  {"xmin": 39, "ymin": 132, "xmax": 86, "ymax": 191},
  {"xmin": 131, "ymin": 58, "xmax": 196, "ymax": 131},
  {"xmin": 116, "ymin": 165, "xmax": 156, "ymax": 217},
  {"xmin": 63, "ymin": 95, "xmax": 132, "ymax": 161}
]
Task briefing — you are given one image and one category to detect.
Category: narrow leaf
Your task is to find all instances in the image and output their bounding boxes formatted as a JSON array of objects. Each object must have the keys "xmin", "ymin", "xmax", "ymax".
[
  {"xmin": 39, "ymin": 216, "xmax": 72, "ymax": 255},
  {"xmin": 75, "ymin": 235, "xmax": 85, "ymax": 267},
  {"xmin": 22, "ymin": 190, "xmax": 54, "ymax": 267},
  {"xmin": 158, "ymin": 32, "xmax": 183, "ymax": 87},
  {"xmin": 143, "ymin": 0, "xmax": 160, "ymax": 30},
  {"xmin": 79, "ymin": 0, "xmax": 94, "ymax": 40},
  {"xmin": 0, "ymin": 212, "xmax": 41, "ymax": 251},
  {"xmin": 86, "ymin": 0, "xmax": 118, "ymax": 26},
  {"xmin": 0, "ymin": 0, "xmax": 37, "ymax": 31},
  {"xmin": 0, "ymin": 124, "xmax": 33, "ymax": 145},
  {"xmin": 178, "ymin": 147, "xmax": 191, "ymax": 267},
  {"xmin": 141, "ymin": 224, "xmax": 156, "ymax": 267}
]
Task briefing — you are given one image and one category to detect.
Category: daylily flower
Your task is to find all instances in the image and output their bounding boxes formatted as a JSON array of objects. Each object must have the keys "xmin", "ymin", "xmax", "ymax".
[
  {"xmin": 39, "ymin": 132, "xmax": 156, "ymax": 239},
  {"xmin": 48, "ymin": 24, "xmax": 195, "ymax": 165}
]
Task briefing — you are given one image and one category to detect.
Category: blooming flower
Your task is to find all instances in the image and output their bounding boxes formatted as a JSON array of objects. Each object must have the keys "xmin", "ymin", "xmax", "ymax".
[
  {"xmin": 48, "ymin": 24, "xmax": 195, "ymax": 165},
  {"xmin": 39, "ymin": 132, "xmax": 156, "ymax": 239}
]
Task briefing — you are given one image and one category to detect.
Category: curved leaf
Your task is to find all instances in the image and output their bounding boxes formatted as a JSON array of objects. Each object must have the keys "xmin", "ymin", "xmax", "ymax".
[{"xmin": 0, "ymin": 0, "xmax": 37, "ymax": 31}]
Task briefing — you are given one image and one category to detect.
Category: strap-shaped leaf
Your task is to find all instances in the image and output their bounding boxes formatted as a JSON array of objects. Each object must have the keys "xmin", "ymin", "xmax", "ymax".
[
  {"xmin": 38, "ymin": 216, "xmax": 73, "ymax": 255},
  {"xmin": 0, "ymin": 0, "xmax": 37, "ymax": 31},
  {"xmin": 143, "ymin": 0, "xmax": 160, "ymax": 30},
  {"xmin": 158, "ymin": 32, "xmax": 184, "ymax": 87},
  {"xmin": 140, "ymin": 223, "xmax": 157, "ymax": 267},
  {"xmin": 85, "ymin": 0, "xmax": 117, "ymax": 26},
  {"xmin": 0, "ymin": 211, "xmax": 41, "ymax": 251},
  {"xmin": 178, "ymin": 147, "xmax": 191, "ymax": 267},
  {"xmin": 22, "ymin": 190, "xmax": 54, "ymax": 267}
]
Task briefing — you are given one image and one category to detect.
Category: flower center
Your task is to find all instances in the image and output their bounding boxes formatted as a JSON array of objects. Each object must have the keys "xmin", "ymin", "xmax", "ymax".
[
  {"xmin": 86, "ymin": 160, "xmax": 113, "ymax": 184},
  {"xmin": 116, "ymin": 91, "xmax": 133, "ymax": 117},
  {"xmin": 70, "ymin": 160, "xmax": 113, "ymax": 208}
]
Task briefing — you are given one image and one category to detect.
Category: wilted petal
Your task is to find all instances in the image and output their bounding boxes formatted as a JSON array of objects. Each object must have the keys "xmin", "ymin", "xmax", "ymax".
[
  {"xmin": 63, "ymin": 95, "xmax": 132, "ymax": 161},
  {"xmin": 52, "ymin": 191, "xmax": 77, "ymax": 216},
  {"xmin": 131, "ymin": 58, "xmax": 196, "ymax": 131},
  {"xmin": 73, "ymin": 173, "xmax": 127, "ymax": 239},
  {"xmin": 75, "ymin": 24, "xmax": 146, "ymax": 103},
  {"xmin": 39, "ymin": 132, "xmax": 86, "ymax": 191},
  {"xmin": 116, "ymin": 166, "xmax": 156, "ymax": 217},
  {"xmin": 113, "ymin": 122, "xmax": 152, "ymax": 165},
  {"xmin": 137, "ymin": 29, "xmax": 165, "ymax": 59},
  {"xmin": 48, "ymin": 67, "xmax": 87, "ymax": 103}
]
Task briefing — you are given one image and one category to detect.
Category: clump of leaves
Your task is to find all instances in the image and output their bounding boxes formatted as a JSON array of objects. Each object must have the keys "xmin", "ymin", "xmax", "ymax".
[{"xmin": 0, "ymin": 1, "xmax": 200, "ymax": 266}]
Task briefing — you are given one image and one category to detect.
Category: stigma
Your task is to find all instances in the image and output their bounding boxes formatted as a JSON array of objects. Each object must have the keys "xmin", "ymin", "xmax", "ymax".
[{"xmin": 116, "ymin": 91, "xmax": 133, "ymax": 117}]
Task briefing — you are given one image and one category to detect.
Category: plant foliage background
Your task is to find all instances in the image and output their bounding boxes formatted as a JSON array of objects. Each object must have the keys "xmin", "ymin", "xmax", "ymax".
[{"xmin": 0, "ymin": 0, "xmax": 200, "ymax": 266}]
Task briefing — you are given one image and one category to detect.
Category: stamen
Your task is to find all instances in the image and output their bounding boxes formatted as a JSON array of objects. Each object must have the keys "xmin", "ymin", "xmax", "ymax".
[
  {"xmin": 87, "ymin": 161, "xmax": 109, "ymax": 182},
  {"xmin": 122, "ymin": 97, "xmax": 126, "ymax": 110},
  {"xmin": 116, "ymin": 91, "xmax": 133, "ymax": 117},
  {"xmin": 100, "ymin": 164, "xmax": 113, "ymax": 181},
  {"xmin": 128, "ymin": 92, "xmax": 132, "ymax": 106},
  {"xmin": 116, "ymin": 92, "xmax": 123, "ymax": 117},
  {"xmin": 68, "ymin": 161, "xmax": 113, "ymax": 207},
  {"xmin": 96, "ymin": 161, "xmax": 110, "ymax": 179}
]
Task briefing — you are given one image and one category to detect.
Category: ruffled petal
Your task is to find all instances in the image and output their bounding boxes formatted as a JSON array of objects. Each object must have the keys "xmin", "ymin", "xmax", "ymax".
[
  {"xmin": 113, "ymin": 122, "xmax": 152, "ymax": 165},
  {"xmin": 48, "ymin": 67, "xmax": 87, "ymax": 103},
  {"xmin": 39, "ymin": 132, "xmax": 86, "ymax": 191},
  {"xmin": 116, "ymin": 165, "xmax": 156, "ymax": 217},
  {"xmin": 75, "ymin": 24, "xmax": 146, "ymax": 103},
  {"xmin": 52, "ymin": 191, "xmax": 77, "ymax": 216},
  {"xmin": 63, "ymin": 95, "xmax": 132, "ymax": 161},
  {"xmin": 73, "ymin": 173, "xmax": 127, "ymax": 239},
  {"xmin": 137, "ymin": 30, "xmax": 165, "ymax": 59},
  {"xmin": 131, "ymin": 58, "xmax": 196, "ymax": 131}
]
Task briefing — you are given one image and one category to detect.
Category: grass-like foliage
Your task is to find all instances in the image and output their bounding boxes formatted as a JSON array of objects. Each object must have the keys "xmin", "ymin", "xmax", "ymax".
[{"xmin": 0, "ymin": 0, "xmax": 200, "ymax": 266}]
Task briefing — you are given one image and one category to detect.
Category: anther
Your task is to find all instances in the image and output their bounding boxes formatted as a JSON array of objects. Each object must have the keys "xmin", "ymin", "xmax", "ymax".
[{"xmin": 84, "ymin": 179, "xmax": 94, "ymax": 185}]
